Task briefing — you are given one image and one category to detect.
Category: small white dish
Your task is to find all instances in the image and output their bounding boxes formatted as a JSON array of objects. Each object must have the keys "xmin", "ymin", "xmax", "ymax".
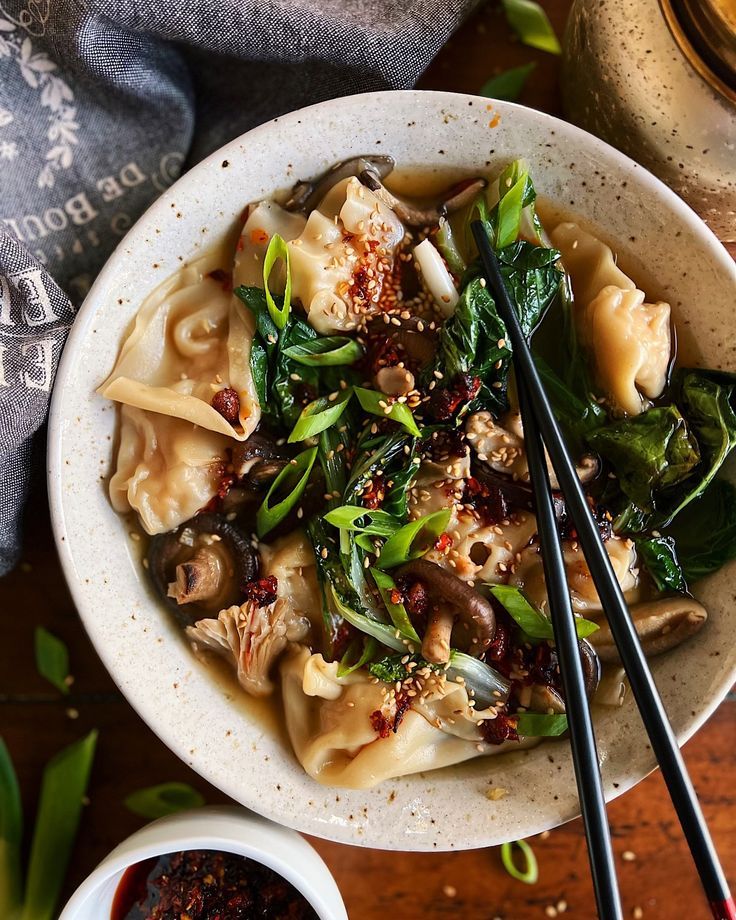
[
  {"xmin": 58, "ymin": 806, "xmax": 347, "ymax": 919},
  {"xmin": 48, "ymin": 90, "xmax": 736, "ymax": 851}
]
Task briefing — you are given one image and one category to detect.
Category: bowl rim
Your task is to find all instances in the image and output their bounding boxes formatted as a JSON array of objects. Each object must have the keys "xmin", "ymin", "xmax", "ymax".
[
  {"xmin": 47, "ymin": 88, "xmax": 736, "ymax": 852},
  {"xmin": 58, "ymin": 805, "xmax": 347, "ymax": 920}
]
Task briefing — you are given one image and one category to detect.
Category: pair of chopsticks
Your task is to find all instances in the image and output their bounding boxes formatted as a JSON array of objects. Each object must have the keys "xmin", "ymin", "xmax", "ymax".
[{"xmin": 471, "ymin": 222, "xmax": 735, "ymax": 920}]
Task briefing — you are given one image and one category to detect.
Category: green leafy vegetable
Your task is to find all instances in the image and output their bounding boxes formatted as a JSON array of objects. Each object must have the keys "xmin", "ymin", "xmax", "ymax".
[
  {"xmin": 516, "ymin": 712, "xmax": 569, "ymax": 736},
  {"xmin": 20, "ymin": 731, "xmax": 97, "ymax": 920},
  {"xmin": 377, "ymin": 509, "xmax": 452, "ymax": 570},
  {"xmin": 535, "ymin": 355, "xmax": 606, "ymax": 449},
  {"xmin": 34, "ymin": 627, "xmax": 70, "ymax": 695},
  {"xmin": 587, "ymin": 406, "xmax": 700, "ymax": 511},
  {"xmin": 480, "ymin": 62, "xmax": 536, "ymax": 102},
  {"xmin": 435, "ymin": 217, "xmax": 466, "ymax": 275},
  {"xmin": 494, "ymin": 161, "xmax": 534, "ymax": 249},
  {"xmin": 262, "ymin": 233, "xmax": 291, "ymax": 329},
  {"xmin": 324, "ymin": 506, "xmax": 401, "ymax": 537},
  {"xmin": 371, "ymin": 569, "xmax": 422, "ymax": 643},
  {"xmin": 354, "ymin": 387, "xmax": 422, "ymax": 437},
  {"xmin": 288, "ymin": 388, "xmax": 353, "ymax": 442},
  {"xmin": 0, "ymin": 739, "xmax": 22, "ymax": 920},
  {"xmin": 500, "ymin": 839, "xmax": 539, "ymax": 885},
  {"xmin": 503, "ymin": 0, "xmax": 561, "ymax": 54},
  {"xmin": 283, "ymin": 335, "xmax": 363, "ymax": 367},
  {"xmin": 489, "ymin": 585, "xmax": 599, "ymax": 640},
  {"xmin": 271, "ymin": 316, "xmax": 319, "ymax": 427},
  {"xmin": 665, "ymin": 478, "xmax": 736, "ymax": 583},
  {"xmin": 438, "ymin": 275, "xmax": 510, "ymax": 382},
  {"xmin": 636, "ymin": 536, "xmax": 687, "ymax": 594},
  {"xmin": 337, "ymin": 637, "xmax": 378, "ymax": 677},
  {"xmin": 368, "ymin": 654, "xmax": 439, "ymax": 683},
  {"xmin": 256, "ymin": 446, "xmax": 318, "ymax": 537},
  {"xmin": 124, "ymin": 782, "xmax": 205, "ymax": 820}
]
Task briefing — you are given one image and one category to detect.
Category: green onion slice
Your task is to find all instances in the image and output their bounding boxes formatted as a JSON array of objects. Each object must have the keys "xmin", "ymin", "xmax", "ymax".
[
  {"xmin": 354, "ymin": 387, "xmax": 422, "ymax": 437},
  {"xmin": 500, "ymin": 839, "xmax": 539, "ymax": 884},
  {"xmin": 370, "ymin": 569, "xmax": 421, "ymax": 644},
  {"xmin": 516, "ymin": 712, "xmax": 569, "ymax": 737},
  {"xmin": 0, "ymin": 739, "xmax": 22, "ymax": 920},
  {"xmin": 337, "ymin": 637, "xmax": 378, "ymax": 677},
  {"xmin": 495, "ymin": 170, "xmax": 528, "ymax": 249},
  {"xmin": 502, "ymin": 0, "xmax": 561, "ymax": 55},
  {"xmin": 283, "ymin": 335, "xmax": 363, "ymax": 367},
  {"xmin": 34, "ymin": 627, "xmax": 70, "ymax": 695},
  {"xmin": 262, "ymin": 233, "xmax": 292, "ymax": 330},
  {"xmin": 288, "ymin": 389, "xmax": 353, "ymax": 443},
  {"xmin": 21, "ymin": 731, "xmax": 98, "ymax": 920},
  {"xmin": 480, "ymin": 62, "xmax": 536, "ymax": 102},
  {"xmin": 124, "ymin": 782, "xmax": 205, "ymax": 820},
  {"xmin": 329, "ymin": 586, "xmax": 413, "ymax": 653},
  {"xmin": 489, "ymin": 585, "xmax": 599, "ymax": 640},
  {"xmin": 377, "ymin": 509, "xmax": 451, "ymax": 570},
  {"xmin": 324, "ymin": 506, "xmax": 401, "ymax": 537},
  {"xmin": 256, "ymin": 446, "xmax": 318, "ymax": 537}
]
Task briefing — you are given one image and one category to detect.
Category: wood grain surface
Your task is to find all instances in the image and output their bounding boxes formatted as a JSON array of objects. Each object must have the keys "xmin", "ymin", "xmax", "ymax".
[{"xmin": 2, "ymin": 2, "xmax": 734, "ymax": 918}]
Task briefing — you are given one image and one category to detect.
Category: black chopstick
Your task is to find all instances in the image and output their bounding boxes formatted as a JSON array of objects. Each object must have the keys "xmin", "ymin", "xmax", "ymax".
[
  {"xmin": 472, "ymin": 221, "xmax": 735, "ymax": 920},
  {"xmin": 516, "ymin": 369, "xmax": 622, "ymax": 920}
]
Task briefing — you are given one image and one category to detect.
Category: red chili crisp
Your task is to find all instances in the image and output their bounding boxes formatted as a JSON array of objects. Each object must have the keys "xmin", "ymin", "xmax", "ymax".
[
  {"xmin": 211, "ymin": 387, "xmax": 240, "ymax": 425},
  {"xmin": 243, "ymin": 575, "xmax": 278, "ymax": 607}
]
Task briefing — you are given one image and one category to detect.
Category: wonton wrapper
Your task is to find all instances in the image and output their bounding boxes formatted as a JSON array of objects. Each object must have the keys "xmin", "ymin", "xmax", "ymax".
[
  {"xmin": 280, "ymin": 647, "xmax": 527, "ymax": 789},
  {"xmin": 109, "ymin": 405, "xmax": 231, "ymax": 534},
  {"xmin": 550, "ymin": 222, "xmax": 671, "ymax": 415},
  {"xmin": 100, "ymin": 247, "xmax": 261, "ymax": 439}
]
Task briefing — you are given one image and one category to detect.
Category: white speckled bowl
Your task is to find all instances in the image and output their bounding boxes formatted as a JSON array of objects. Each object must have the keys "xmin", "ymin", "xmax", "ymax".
[{"xmin": 48, "ymin": 90, "xmax": 736, "ymax": 851}]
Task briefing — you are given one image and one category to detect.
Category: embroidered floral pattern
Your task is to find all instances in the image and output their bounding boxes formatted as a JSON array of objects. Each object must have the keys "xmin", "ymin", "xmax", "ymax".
[{"xmin": 0, "ymin": 8, "xmax": 78, "ymax": 188}]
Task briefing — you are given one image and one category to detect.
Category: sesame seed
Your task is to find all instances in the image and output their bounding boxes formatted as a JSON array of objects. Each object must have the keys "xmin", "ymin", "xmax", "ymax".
[
  {"xmin": 442, "ymin": 885, "xmax": 457, "ymax": 898},
  {"xmin": 622, "ymin": 850, "xmax": 636, "ymax": 862}
]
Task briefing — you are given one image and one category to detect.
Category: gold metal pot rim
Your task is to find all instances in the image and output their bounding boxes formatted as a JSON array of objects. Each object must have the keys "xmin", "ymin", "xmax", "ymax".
[{"xmin": 660, "ymin": 0, "xmax": 736, "ymax": 103}]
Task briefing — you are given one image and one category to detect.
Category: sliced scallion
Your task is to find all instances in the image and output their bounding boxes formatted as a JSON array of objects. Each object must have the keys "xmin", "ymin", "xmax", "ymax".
[
  {"xmin": 256, "ymin": 446, "xmax": 318, "ymax": 537},
  {"xmin": 502, "ymin": 0, "xmax": 561, "ymax": 55},
  {"xmin": 495, "ymin": 171, "xmax": 528, "ymax": 249},
  {"xmin": 324, "ymin": 506, "xmax": 401, "ymax": 537},
  {"xmin": 283, "ymin": 335, "xmax": 363, "ymax": 367},
  {"xmin": 337, "ymin": 637, "xmax": 378, "ymax": 677},
  {"xmin": 480, "ymin": 62, "xmax": 536, "ymax": 102},
  {"xmin": 20, "ymin": 731, "xmax": 98, "ymax": 920},
  {"xmin": 371, "ymin": 568, "xmax": 421, "ymax": 644},
  {"xmin": 354, "ymin": 387, "xmax": 422, "ymax": 437},
  {"xmin": 435, "ymin": 217, "xmax": 467, "ymax": 275},
  {"xmin": 328, "ymin": 586, "xmax": 411, "ymax": 653},
  {"xmin": 377, "ymin": 509, "xmax": 451, "ymax": 570},
  {"xmin": 124, "ymin": 782, "xmax": 205, "ymax": 820},
  {"xmin": 262, "ymin": 233, "xmax": 292, "ymax": 330},
  {"xmin": 288, "ymin": 389, "xmax": 353, "ymax": 443},
  {"xmin": 500, "ymin": 838, "xmax": 539, "ymax": 884},
  {"xmin": 489, "ymin": 585, "xmax": 599, "ymax": 640},
  {"xmin": 34, "ymin": 627, "xmax": 70, "ymax": 696},
  {"xmin": 0, "ymin": 739, "xmax": 22, "ymax": 920},
  {"xmin": 516, "ymin": 712, "xmax": 569, "ymax": 736}
]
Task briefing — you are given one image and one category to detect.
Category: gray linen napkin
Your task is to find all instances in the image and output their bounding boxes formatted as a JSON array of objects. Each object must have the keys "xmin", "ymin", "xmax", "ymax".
[{"xmin": 0, "ymin": 0, "xmax": 475, "ymax": 574}]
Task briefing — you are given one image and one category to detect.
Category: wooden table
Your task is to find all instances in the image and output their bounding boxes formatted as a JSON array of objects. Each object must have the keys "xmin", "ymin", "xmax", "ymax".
[{"xmin": 2, "ymin": 2, "xmax": 734, "ymax": 918}]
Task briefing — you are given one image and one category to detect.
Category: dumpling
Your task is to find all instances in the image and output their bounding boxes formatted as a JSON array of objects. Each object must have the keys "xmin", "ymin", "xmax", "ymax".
[
  {"xmin": 550, "ymin": 222, "xmax": 671, "ymax": 415},
  {"xmin": 100, "ymin": 247, "xmax": 261, "ymax": 440},
  {"xmin": 287, "ymin": 177, "xmax": 405, "ymax": 333},
  {"xmin": 511, "ymin": 535, "xmax": 640, "ymax": 614},
  {"xmin": 550, "ymin": 221, "xmax": 635, "ymax": 307},
  {"xmin": 109, "ymin": 405, "xmax": 230, "ymax": 534},
  {"xmin": 235, "ymin": 201, "xmax": 307, "ymax": 289},
  {"xmin": 259, "ymin": 531, "xmax": 322, "ymax": 634},
  {"xmin": 187, "ymin": 598, "xmax": 310, "ymax": 698},
  {"xmin": 583, "ymin": 286, "xmax": 671, "ymax": 416},
  {"xmin": 465, "ymin": 410, "xmax": 527, "ymax": 481},
  {"xmin": 280, "ymin": 646, "xmax": 526, "ymax": 788}
]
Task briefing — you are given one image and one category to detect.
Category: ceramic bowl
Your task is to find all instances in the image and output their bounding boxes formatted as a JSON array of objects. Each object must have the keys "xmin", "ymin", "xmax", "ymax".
[
  {"xmin": 58, "ymin": 806, "xmax": 347, "ymax": 919},
  {"xmin": 48, "ymin": 90, "xmax": 736, "ymax": 851}
]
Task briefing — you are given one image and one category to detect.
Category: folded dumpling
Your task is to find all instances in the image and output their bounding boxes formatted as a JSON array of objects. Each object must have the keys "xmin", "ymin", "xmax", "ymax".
[
  {"xmin": 280, "ymin": 646, "xmax": 526, "ymax": 788},
  {"xmin": 287, "ymin": 177, "xmax": 405, "ymax": 333},
  {"xmin": 550, "ymin": 222, "xmax": 671, "ymax": 415},
  {"xmin": 100, "ymin": 247, "xmax": 261, "ymax": 439},
  {"xmin": 236, "ymin": 201, "xmax": 307, "ymax": 289},
  {"xmin": 109, "ymin": 405, "xmax": 230, "ymax": 534}
]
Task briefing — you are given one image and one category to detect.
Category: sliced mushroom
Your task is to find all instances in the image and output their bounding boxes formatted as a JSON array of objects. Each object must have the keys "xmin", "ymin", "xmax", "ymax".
[
  {"xmin": 283, "ymin": 155, "xmax": 396, "ymax": 213},
  {"xmin": 524, "ymin": 640, "xmax": 600, "ymax": 713},
  {"xmin": 232, "ymin": 431, "xmax": 288, "ymax": 488},
  {"xmin": 148, "ymin": 513, "xmax": 258, "ymax": 624},
  {"xmin": 589, "ymin": 597, "xmax": 707, "ymax": 663},
  {"xmin": 359, "ymin": 169, "xmax": 487, "ymax": 228},
  {"xmin": 397, "ymin": 559, "xmax": 496, "ymax": 664},
  {"xmin": 548, "ymin": 453, "xmax": 600, "ymax": 491},
  {"xmin": 375, "ymin": 365, "xmax": 415, "ymax": 397}
]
